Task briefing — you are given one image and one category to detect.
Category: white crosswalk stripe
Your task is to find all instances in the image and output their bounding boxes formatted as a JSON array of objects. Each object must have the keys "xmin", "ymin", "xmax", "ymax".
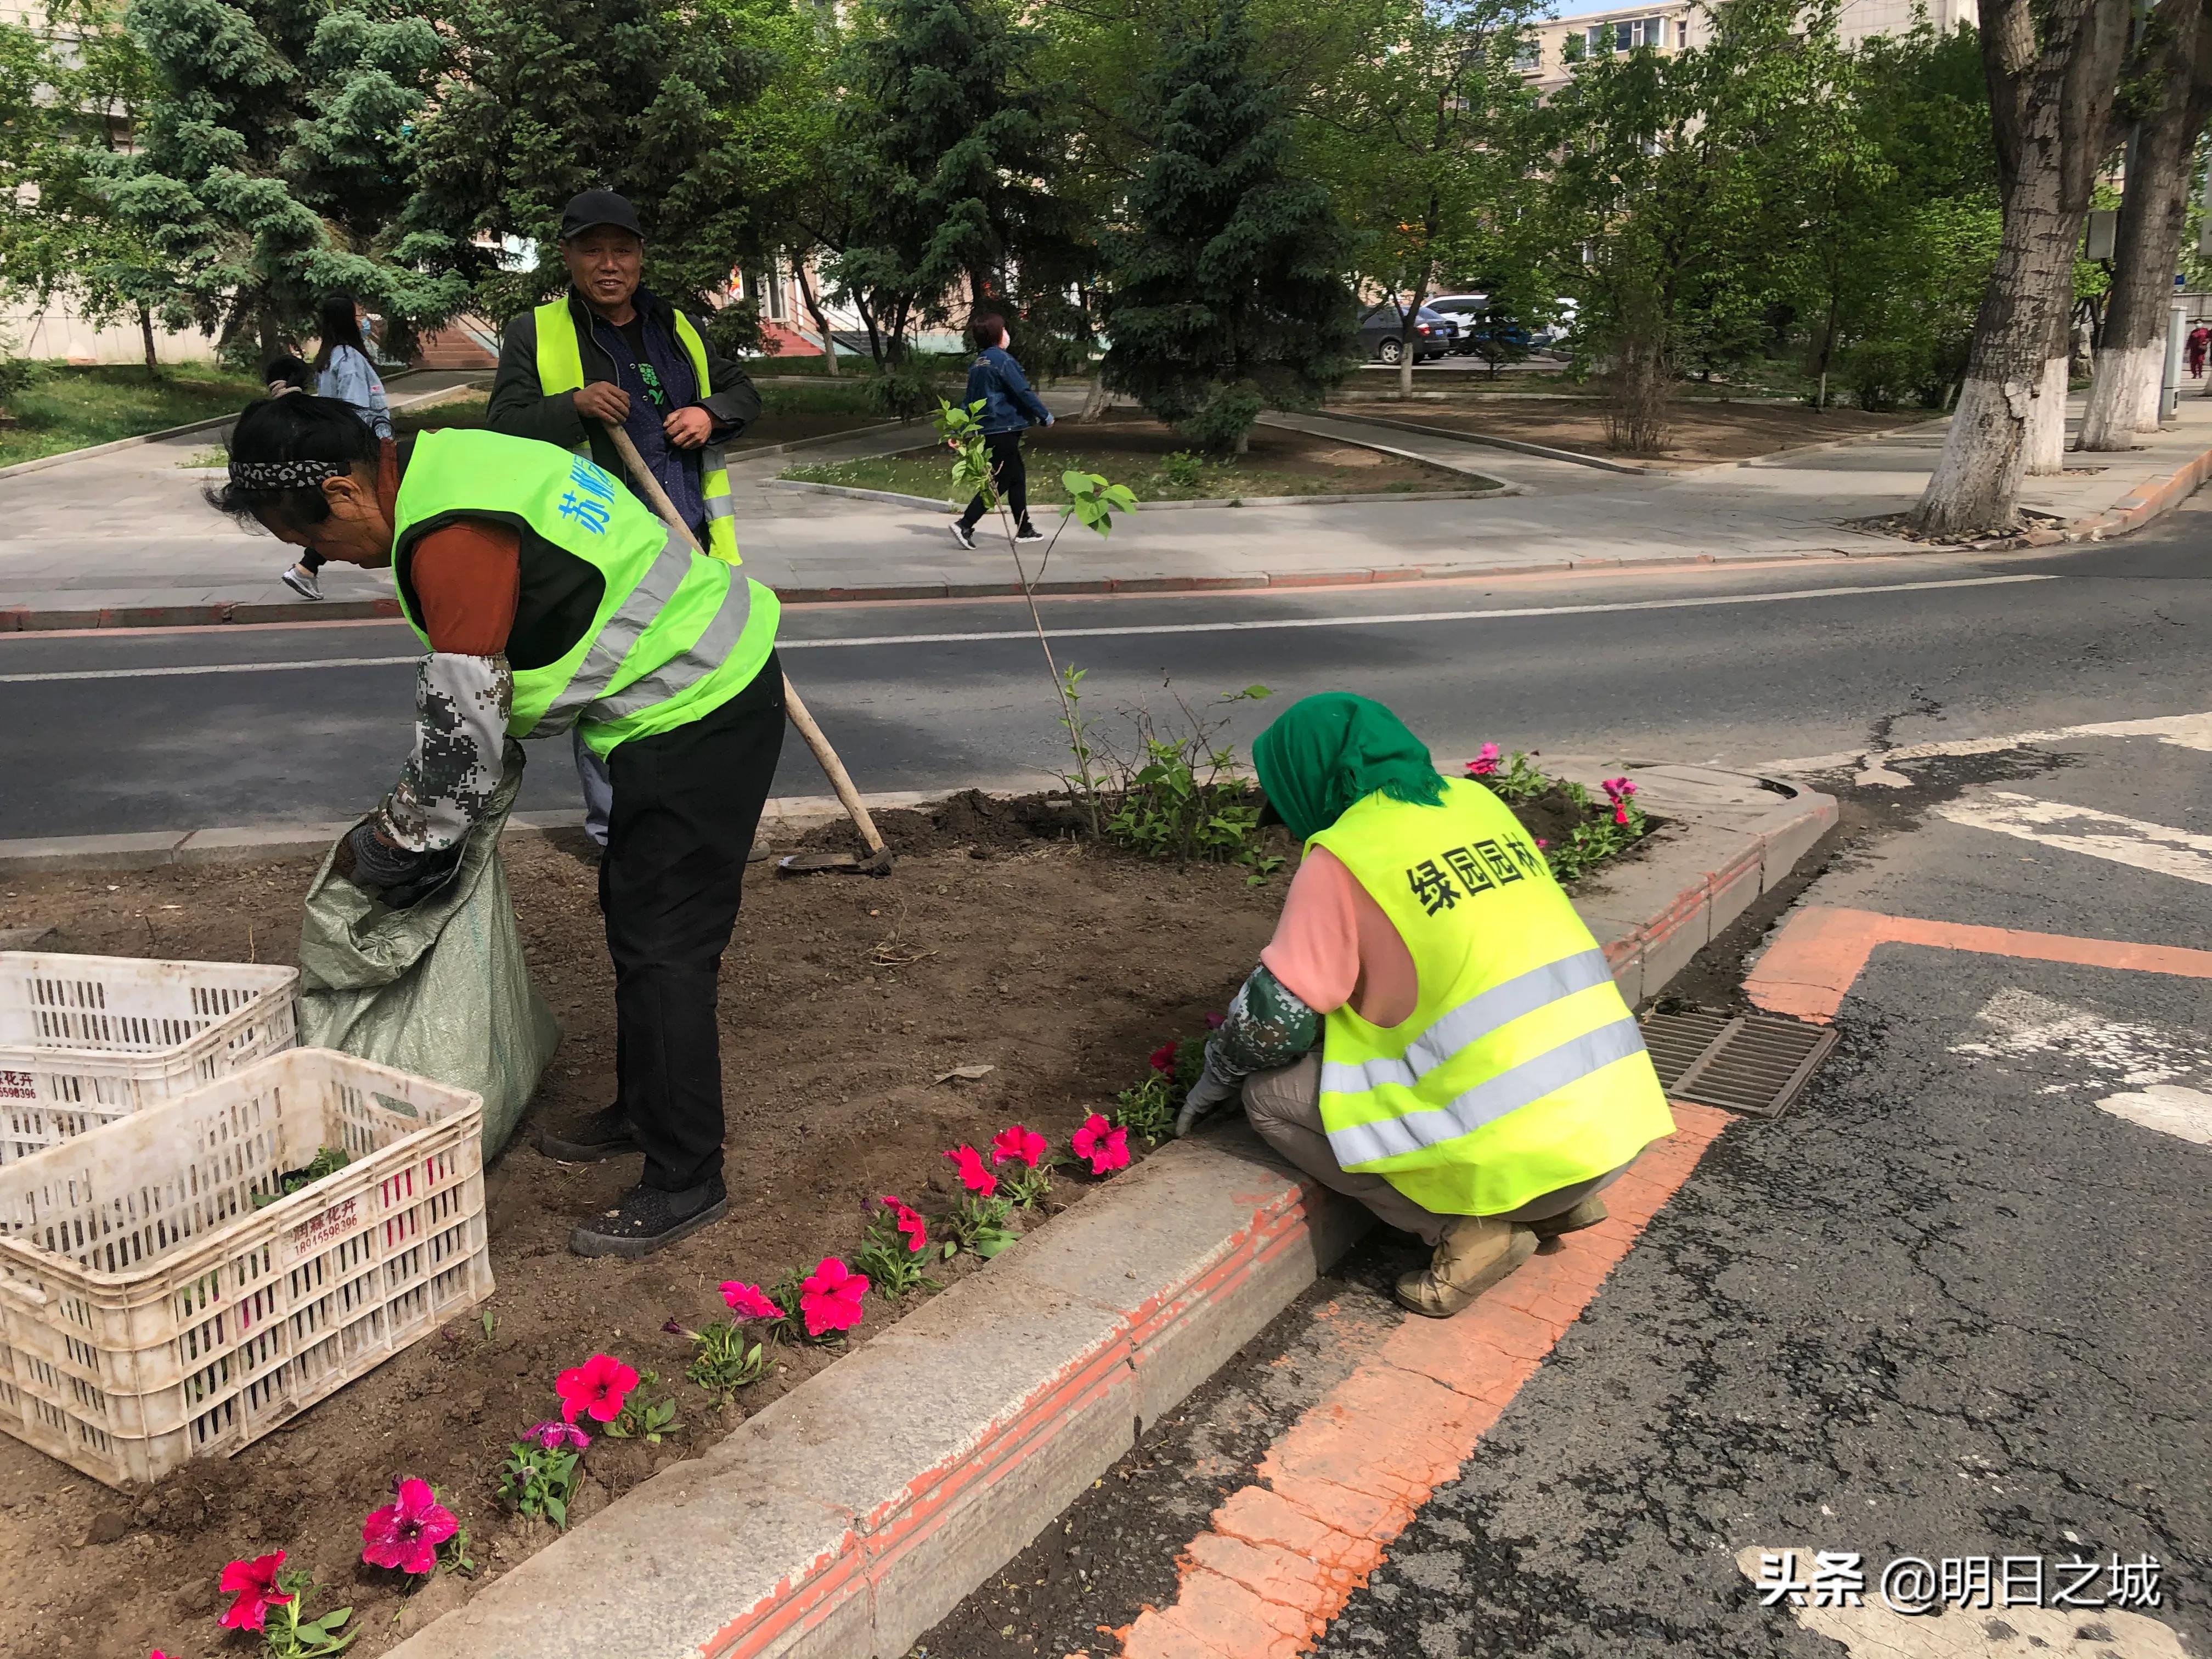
[{"xmin": 1934, "ymin": 793, "xmax": 2212, "ymax": 887}]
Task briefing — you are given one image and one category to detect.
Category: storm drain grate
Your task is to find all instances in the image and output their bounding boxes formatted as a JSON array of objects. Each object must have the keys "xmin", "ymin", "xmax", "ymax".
[{"xmin": 1638, "ymin": 1009, "xmax": 1838, "ymax": 1118}]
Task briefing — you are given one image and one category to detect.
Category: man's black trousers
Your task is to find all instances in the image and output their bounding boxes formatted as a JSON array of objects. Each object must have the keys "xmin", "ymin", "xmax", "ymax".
[{"xmin": 599, "ymin": 652, "xmax": 784, "ymax": 1192}]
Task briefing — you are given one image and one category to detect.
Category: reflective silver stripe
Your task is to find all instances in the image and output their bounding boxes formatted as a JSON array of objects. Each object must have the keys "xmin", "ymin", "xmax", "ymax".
[
  {"xmin": 702, "ymin": 445, "xmax": 727, "ymax": 475},
  {"xmin": 1325, "ymin": 1017, "xmax": 1647, "ymax": 1168},
  {"xmin": 530, "ymin": 526, "xmax": 695, "ymax": 733},
  {"xmin": 589, "ymin": 572, "xmax": 754, "ymax": 720},
  {"xmin": 1319, "ymin": 949, "xmax": 1615, "ymax": 1096},
  {"xmin": 702, "ymin": 493, "xmax": 737, "ymax": 521}
]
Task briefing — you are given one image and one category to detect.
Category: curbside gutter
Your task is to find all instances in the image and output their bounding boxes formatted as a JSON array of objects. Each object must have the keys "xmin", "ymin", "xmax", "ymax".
[
  {"xmin": 338, "ymin": 772, "xmax": 1831, "ymax": 1659},
  {"xmin": 770, "ymin": 478, "xmax": 1517, "ymax": 511}
]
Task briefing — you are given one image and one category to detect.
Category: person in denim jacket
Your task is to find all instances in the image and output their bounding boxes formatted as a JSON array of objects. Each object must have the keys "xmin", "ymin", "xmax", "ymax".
[{"xmin": 951, "ymin": 313, "xmax": 1054, "ymax": 549}]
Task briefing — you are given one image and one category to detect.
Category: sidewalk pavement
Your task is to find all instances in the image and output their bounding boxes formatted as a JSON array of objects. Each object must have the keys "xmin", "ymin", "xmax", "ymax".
[{"xmin": 4, "ymin": 386, "xmax": 2209, "ymax": 625}]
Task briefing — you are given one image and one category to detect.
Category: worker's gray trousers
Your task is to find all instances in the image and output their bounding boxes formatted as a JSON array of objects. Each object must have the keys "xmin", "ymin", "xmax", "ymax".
[
  {"xmin": 1240, "ymin": 1053, "xmax": 1631, "ymax": 1248},
  {"xmin": 574, "ymin": 727, "xmax": 613, "ymax": 848}
]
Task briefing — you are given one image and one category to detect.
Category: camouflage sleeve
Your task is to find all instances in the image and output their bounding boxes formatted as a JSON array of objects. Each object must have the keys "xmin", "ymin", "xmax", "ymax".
[
  {"xmin": 1209, "ymin": 964, "xmax": 1322, "ymax": 1082},
  {"xmin": 373, "ymin": 653, "xmax": 512, "ymax": 853}
]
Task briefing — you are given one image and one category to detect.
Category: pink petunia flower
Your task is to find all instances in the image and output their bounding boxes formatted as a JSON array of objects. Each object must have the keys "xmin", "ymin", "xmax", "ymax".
[
  {"xmin": 944, "ymin": 1144, "xmax": 997, "ymax": 1194},
  {"xmin": 799, "ymin": 1256, "xmax": 870, "ymax": 1336},
  {"xmin": 525, "ymin": 1418, "xmax": 591, "ymax": 1452},
  {"xmin": 1613, "ymin": 805, "xmax": 1630, "ymax": 825},
  {"xmin": 719, "ymin": 1280, "xmax": 781, "ymax": 1322},
  {"xmin": 555, "ymin": 1352, "xmax": 639, "ymax": 1425},
  {"xmin": 1205, "ymin": 1012, "xmax": 1226, "ymax": 1030},
  {"xmin": 1466, "ymin": 742, "xmax": 1502, "ymax": 776},
  {"xmin": 361, "ymin": 1476, "xmax": 459, "ymax": 1576},
  {"xmin": 991, "ymin": 1124, "xmax": 1048, "ymax": 1169},
  {"xmin": 1147, "ymin": 1041, "xmax": 1177, "ymax": 1073},
  {"xmin": 1071, "ymin": 1113, "xmax": 1131, "ymax": 1176},
  {"xmin": 218, "ymin": 1551, "xmax": 293, "ymax": 1632},
  {"xmin": 1600, "ymin": 776, "xmax": 1637, "ymax": 799},
  {"xmin": 882, "ymin": 1195, "xmax": 929, "ymax": 1253}
]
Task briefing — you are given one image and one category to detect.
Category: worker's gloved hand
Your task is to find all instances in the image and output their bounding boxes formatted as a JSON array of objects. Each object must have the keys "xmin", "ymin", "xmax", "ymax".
[
  {"xmin": 1174, "ymin": 1048, "xmax": 1241, "ymax": 1138},
  {"xmin": 341, "ymin": 821, "xmax": 431, "ymax": 895}
]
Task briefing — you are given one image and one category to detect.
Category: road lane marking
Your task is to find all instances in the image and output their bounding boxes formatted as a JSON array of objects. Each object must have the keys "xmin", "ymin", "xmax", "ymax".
[
  {"xmin": 1745, "ymin": 909, "xmax": 2212, "ymax": 1024},
  {"xmin": 0, "ymin": 655, "xmax": 420, "ymax": 684},
  {"xmin": 1118, "ymin": 1105, "xmax": 1731, "ymax": 1659},
  {"xmin": 1733, "ymin": 1549, "xmax": 2190, "ymax": 1657},
  {"xmin": 1934, "ymin": 792, "xmax": 2212, "ymax": 887},
  {"xmin": 1950, "ymin": 986, "xmax": 2209, "ymax": 1088},
  {"xmin": 1758, "ymin": 709, "xmax": 2212, "ymax": 776},
  {"xmin": 0, "ymin": 573, "xmax": 2056, "ymax": 682},
  {"xmin": 2099, "ymin": 1085, "xmax": 2212, "ymax": 1146}
]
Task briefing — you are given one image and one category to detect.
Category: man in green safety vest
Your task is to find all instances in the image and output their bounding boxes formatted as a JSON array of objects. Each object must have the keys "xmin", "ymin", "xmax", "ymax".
[
  {"xmin": 213, "ymin": 392, "xmax": 785, "ymax": 1259},
  {"xmin": 1173, "ymin": 693, "xmax": 1677, "ymax": 1318},
  {"xmin": 488, "ymin": 189, "xmax": 761, "ymax": 842}
]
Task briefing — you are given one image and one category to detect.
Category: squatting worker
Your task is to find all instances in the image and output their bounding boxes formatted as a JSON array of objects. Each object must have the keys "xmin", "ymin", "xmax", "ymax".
[
  {"xmin": 212, "ymin": 394, "xmax": 784, "ymax": 1259},
  {"xmin": 1175, "ymin": 693, "xmax": 1677, "ymax": 1317},
  {"xmin": 487, "ymin": 187, "xmax": 761, "ymax": 845}
]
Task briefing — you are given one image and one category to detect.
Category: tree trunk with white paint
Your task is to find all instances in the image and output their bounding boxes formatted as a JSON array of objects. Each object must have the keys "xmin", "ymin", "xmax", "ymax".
[
  {"xmin": 2079, "ymin": 9, "xmax": 2212, "ymax": 449},
  {"xmin": 2024, "ymin": 345, "xmax": 2072, "ymax": 474},
  {"xmin": 1910, "ymin": 0, "xmax": 2137, "ymax": 538}
]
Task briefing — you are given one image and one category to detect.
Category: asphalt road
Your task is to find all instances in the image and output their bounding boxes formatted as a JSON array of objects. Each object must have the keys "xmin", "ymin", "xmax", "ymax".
[
  {"xmin": 2, "ymin": 511, "xmax": 2210, "ymax": 839},
  {"xmin": 920, "ymin": 701, "xmax": 2212, "ymax": 1657}
]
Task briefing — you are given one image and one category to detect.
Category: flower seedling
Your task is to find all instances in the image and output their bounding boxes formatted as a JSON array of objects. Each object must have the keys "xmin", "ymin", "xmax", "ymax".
[
  {"xmin": 222, "ymin": 1558, "xmax": 356, "ymax": 1658},
  {"xmin": 668, "ymin": 1318, "xmax": 768, "ymax": 1409},
  {"xmin": 989, "ymin": 1124, "xmax": 1057, "ymax": 1209},
  {"xmin": 853, "ymin": 1199, "xmax": 943, "ymax": 1300},
  {"xmin": 497, "ymin": 1434, "xmax": 582, "ymax": 1530},
  {"xmin": 1072, "ymin": 1113, "xmax": 1131, "ymax": 1176},
  {"xmin": 359, "ymin": 1477, "xmax": 458, "ymax": 1577},
  {"xmin": 602, "ymin": 1369, "xmax": 679, "ymax": 1443},
  {"xmin": 555, "ymin": 1351, "xmax": 637, "ymax": 1426},
  {"xmin": 251, "ymin": 1145, "xmax": 352, "ymax": 1209},
  {"xmin": 938, "ymin": 1192, "xmax": 1019, "ymax": 1258}
]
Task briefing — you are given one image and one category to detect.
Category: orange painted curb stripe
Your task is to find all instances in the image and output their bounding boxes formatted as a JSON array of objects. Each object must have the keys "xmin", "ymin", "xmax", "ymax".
[
  {"xmin": 1120, "ymin": 1103, "xmax": 1733, "ymax": 1659},
  {"xmin": 1744, "ymin": 906, "xmax": 2212, "ymax": 1024}
]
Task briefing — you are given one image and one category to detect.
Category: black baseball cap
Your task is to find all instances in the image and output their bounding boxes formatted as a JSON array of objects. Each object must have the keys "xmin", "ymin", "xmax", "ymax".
[{"xmin": 558, "ymin": 189, "xmax": 644, "ymax": 242}]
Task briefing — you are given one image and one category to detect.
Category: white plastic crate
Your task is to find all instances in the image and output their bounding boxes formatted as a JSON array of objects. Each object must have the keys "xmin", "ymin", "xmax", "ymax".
[
  {"xmin": 0, "ymin": 952, "xmax": 300, "ymax": 1161},
  {"xmin": 0, "ymin": 1048, "xmax": 491, "ymax": 1488}
]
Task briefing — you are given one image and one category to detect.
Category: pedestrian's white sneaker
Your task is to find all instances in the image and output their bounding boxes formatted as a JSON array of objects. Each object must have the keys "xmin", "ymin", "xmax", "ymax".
[
  {"xmin": 1015, "ymin": 522, "xmax": 1046, "ymax": 543},
  {"xmin": 280, "ymin": 564, "xmax": 323, "ymax": 600},
  {"xmin": 949, "ymin": 522, "xmax": 977, "ymax": 550}
]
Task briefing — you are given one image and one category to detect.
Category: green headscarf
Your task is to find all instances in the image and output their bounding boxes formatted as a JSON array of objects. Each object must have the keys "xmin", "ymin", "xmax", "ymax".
[{"xmin": 1252, "ymin": 692, "xmax": 1448, "ymax": 842}]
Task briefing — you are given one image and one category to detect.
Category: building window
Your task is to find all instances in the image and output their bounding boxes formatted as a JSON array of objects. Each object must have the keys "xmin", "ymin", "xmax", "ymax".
[
  {"xmin": 1587, "ymin": 15, "xmax": 1666, "ymax": 52},
  {"xmin": 747, "ymin": 267, "xmax": 788, "ymax": 321},
  {"xmin": 1676, "ymin": 16, "xmax": 1690, "ymax": 46},
  {"xmin": 1514, "ymin": 36, "xmax": 1541, "ymax": 69}
]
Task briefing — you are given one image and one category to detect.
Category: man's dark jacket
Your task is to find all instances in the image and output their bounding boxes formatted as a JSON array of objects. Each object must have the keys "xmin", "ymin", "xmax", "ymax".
[{"xmin": 486, "ymin": 287, "xmax": 762, "ymax": 477}]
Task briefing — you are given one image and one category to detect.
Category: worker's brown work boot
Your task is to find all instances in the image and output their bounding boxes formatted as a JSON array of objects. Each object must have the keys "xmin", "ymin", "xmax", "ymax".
[
  {"xmin": 1530, "ymin": 1195, "xmax": 1609, "ymax": 1240},
  {"xmin": 1393, "ymin": 1216, "xmax": 1538, "ymax": 1319}
]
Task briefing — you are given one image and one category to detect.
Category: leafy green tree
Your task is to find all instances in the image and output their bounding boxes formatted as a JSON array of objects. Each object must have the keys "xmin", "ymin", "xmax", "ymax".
[
  {"xmin": 1099, "ymin": 0, "xmax": 1356, "ymax": 454},
  {"xmin": 826, "ymin": 0, "xmax": 1087, "ymax": 364},
  {"xmin": 401, "ymin": 0, "xmax": 785, "ymax": 324},
  {"xmin": 95, "ymin": 0, "xmax": 461, "ymax": 364},
  {"xmin": 1307, "ymin": 0, "xmax": 1543, "ymax": 398},
  {"xmin": 1534, "ymin": 0, "xmax": 1831, "ymax": 449}
]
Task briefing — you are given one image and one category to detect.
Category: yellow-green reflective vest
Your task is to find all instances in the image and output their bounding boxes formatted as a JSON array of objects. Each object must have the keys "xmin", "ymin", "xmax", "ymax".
[
  {"xmin": 390, "ymin": 428, "xmax": 780, "ymax": 758},
  {"xmin": 531, "ymin": 297, "xmax": 740, "ymax": 563},
  {"xmin": 1311, "ymin": 777, "xmax": 1675, "ymax": 1215}
]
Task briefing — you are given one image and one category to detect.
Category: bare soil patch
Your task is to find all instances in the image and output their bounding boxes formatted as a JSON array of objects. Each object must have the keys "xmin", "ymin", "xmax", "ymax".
[
  {"xmin": 0, "ymin": 840, "xmax": 1280, "ymax": 1658},
  {"xmin": 1327, "ymin": 396, "xmax": 1928, "ymax": 467},
  {"xmin": 786, "ymin": 409, "xmax": 1484, "ymax": 501}
]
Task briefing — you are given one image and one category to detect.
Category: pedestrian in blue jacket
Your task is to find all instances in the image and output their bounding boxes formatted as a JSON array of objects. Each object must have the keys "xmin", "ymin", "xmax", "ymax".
[{"xmin": 951, "ymin": 314, "xmax": 1054, "ymax": 549}]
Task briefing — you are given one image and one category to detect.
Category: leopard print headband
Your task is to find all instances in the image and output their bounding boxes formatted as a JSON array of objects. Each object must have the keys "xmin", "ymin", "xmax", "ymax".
[{"xmin": 227, "ymin": 457, "xmax": 349, "ymax": 490}]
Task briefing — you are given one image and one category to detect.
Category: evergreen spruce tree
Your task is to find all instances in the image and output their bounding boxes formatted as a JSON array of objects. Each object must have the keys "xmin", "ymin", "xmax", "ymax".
[
  {"xmin": 399, "ymin": 0, "xmax": 783, "ymax": 324},
  {"xmin": 1099, "ymin": 0, "xmax": 1355, "ymax": 454},
  {"xmin": 100, "ymin": 0, "xmax": 459, "ymax": 362},
  {"xmin": 829, "ymin": 0, "xmax": 1086, "ymax": 363}
]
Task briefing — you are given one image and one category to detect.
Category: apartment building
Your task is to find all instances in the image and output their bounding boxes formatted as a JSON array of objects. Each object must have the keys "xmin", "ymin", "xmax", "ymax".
[{"xmin": 1517, "ymin": 0, "xmax": 1979, "ymax": 93}]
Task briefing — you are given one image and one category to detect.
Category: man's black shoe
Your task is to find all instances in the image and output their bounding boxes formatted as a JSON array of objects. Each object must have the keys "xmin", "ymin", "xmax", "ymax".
[
  {"xmin": 539, "ymin": 1103, "xmax": 640, "ymax": 1163},
  {"xmin": 570, "ymin": 1176, "xmax": 729, "ymax": 1258}
]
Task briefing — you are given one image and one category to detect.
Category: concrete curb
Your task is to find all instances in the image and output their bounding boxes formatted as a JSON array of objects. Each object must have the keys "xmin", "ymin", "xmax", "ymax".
[
  {"xmin": 1296, "ymin": 407, "xmax": 1656, "ymax": 475},
  {"xmin": 351, "ymin": 776, "xmax": 1838, "ymax": 1659},
  {"xmin": 0, "ymin": 371, "xmax": 460, "ymax": 482},
  {"xmin": 2070, "ymin": 431, "xmax": 2212, "ymax": 539}
]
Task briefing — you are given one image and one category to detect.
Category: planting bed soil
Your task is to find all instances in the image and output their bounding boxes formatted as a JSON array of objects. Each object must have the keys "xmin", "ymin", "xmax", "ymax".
[
  {"xmin": 0, "ymin": 781, "xmax": 1645, "ymax": 1657},
  {"xmin": 782, "ymin": 409, "xmax": 1485, "ymax": 501},
  {"xmin": 1326, "ymin": 394, "xmax": 1926, "ymax": 467}
]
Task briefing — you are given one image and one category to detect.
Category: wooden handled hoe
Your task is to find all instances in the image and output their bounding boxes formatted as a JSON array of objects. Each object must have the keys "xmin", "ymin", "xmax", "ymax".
[{"xmin": 597, "ymin": 421, "xmax": 893, "ymax": 876}]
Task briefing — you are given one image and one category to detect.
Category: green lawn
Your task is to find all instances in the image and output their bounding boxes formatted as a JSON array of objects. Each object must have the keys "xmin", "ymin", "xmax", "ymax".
[{"xmin": 0, "ymin": 362, "xmax": 264, "ymax": 467}]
